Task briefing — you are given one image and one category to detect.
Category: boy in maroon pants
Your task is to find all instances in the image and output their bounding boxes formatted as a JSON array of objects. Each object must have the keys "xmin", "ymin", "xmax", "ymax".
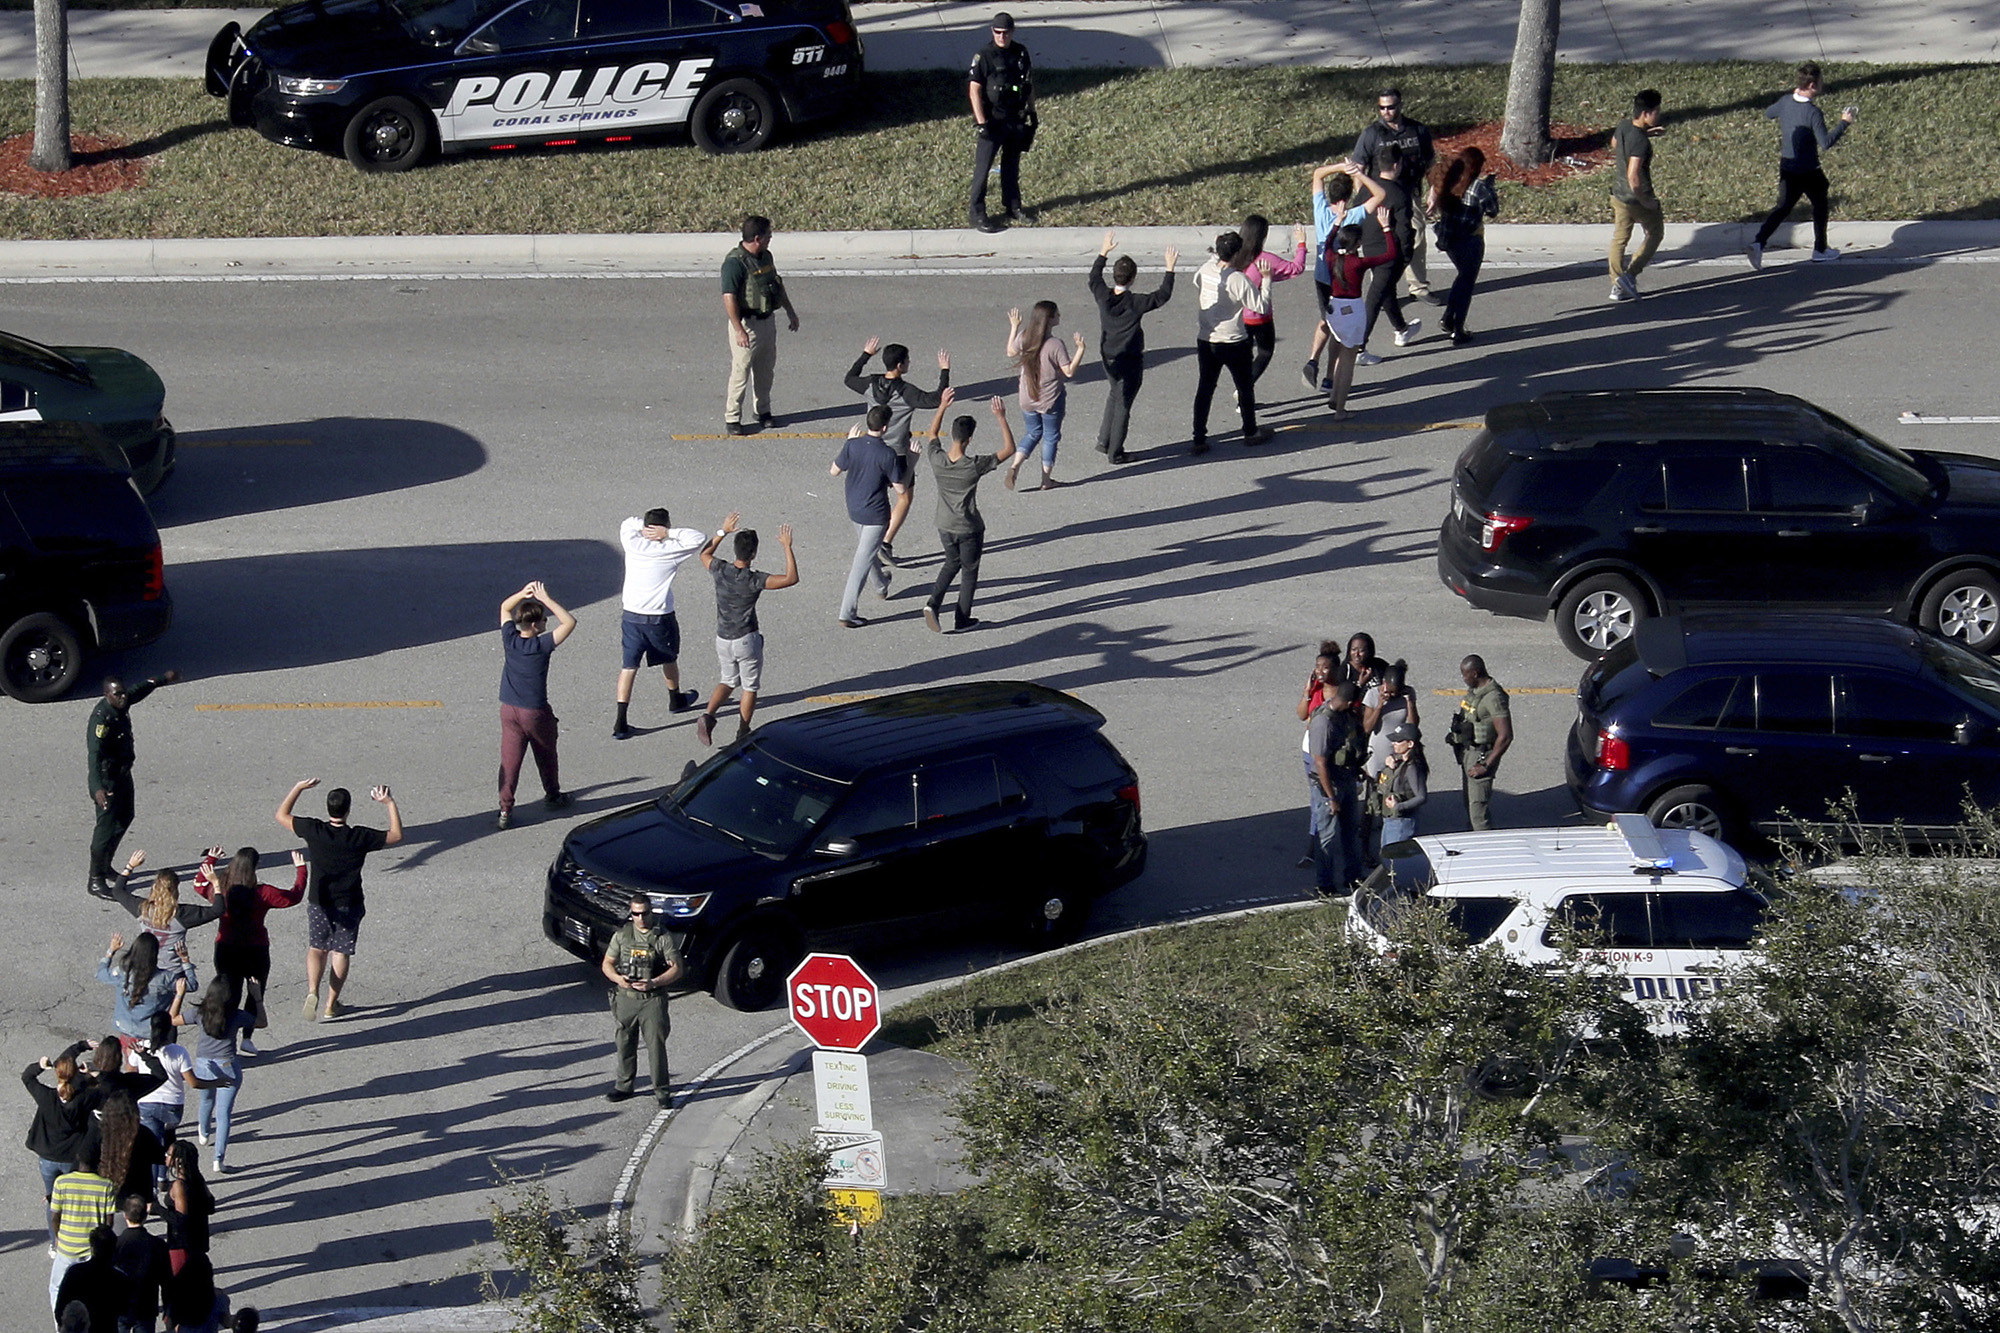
[{"xmin": 497, "ymin": 581, "xmax": 578, "ymax": 829}]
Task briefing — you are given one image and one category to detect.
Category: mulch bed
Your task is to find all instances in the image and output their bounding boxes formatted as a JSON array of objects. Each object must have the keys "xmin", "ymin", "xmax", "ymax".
[
  {"xmin": 1433, "ymin": 119, "xmax": 1613, "ymax": 185},
  {"xmin": 0, "ymin": 133, "xmax": 149, "ymax": 196}
]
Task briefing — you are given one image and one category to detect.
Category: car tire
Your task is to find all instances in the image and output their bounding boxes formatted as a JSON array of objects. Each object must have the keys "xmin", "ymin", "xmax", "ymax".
[
  {"xmin": 0, "ymin": 613, "xmax": 84, "ymax": 703},
  {"xmin": 1920, "ymin": 568, "xmax": 2000, "ymax": 654},
  {"xmin": 690, "ymin": 78, "xmax": 778, "ymax": 155},
  {"xmin": 1645, "ymin": 784, "xmax": 1730, "ymax": 843},
  {"xmin": 712, "ymin": 921, "xmax": 800, "ymax": 1011},
  {"xmin": 343, "ymin": 95, "xmax": 432, "ymax": 173},
  {"xmin": 1556, "ymin": 573, "xmax": 1648, "ymax": 661}
]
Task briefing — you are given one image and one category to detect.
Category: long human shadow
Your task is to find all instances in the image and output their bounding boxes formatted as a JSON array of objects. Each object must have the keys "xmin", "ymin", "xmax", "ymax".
[
  {"xmin": 150, "ymin": 419, "xmax": 488, "ymax": 527},
  {"xmin": 122, "ymin": 539, "xmax": 622, "ymax": 681}
]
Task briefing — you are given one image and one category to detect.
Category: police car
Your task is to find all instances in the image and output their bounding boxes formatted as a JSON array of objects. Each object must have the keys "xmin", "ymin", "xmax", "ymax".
[
  {"xmin": 205, "ymin": 0, "xmax": 863, "ymax": 172},
  {"xmin": 1348, "ymin": 815, "xmax": 1770, "ymax": 1036}
]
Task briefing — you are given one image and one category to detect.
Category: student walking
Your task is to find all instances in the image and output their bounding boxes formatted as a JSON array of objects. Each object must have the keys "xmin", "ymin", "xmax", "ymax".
[
  {"xmin": 1427, "ymin": 148, "xmax": 1501, "ymax": 341},
  {"xmin": 1238, "ymin": 214, "xmax": 1309, "ymax": 383},
  {"xmin": 843, "ymin": 338, "xmax": 950, "ymax": 565},
  {"xmin": 1303, "ymin": 161, "xmax": 1386, "ymax": 391},
  {"xmin": 1087, "ymin": 232, "xmax": 1176, "ymax": 464},
  {"xmin": 920, "ymin": 390, "xmax": 1016, "ymax": 634},
  {"xmin": 830, "ymin": 409, "xmax": 906, "ymax": 628},
  {"xmin": 1357, "ymin": 145, "xmax": 1420, "ymax": 358},
  {"xmin": 694, "ymin": 512, "xmax": 799, "ymax": 746},
  {"xmin": 495, "ymin": 580, "xmax": 577, "ymax": 827},
  {"xmin": 612, "ymin": 510, "xmax": 706, "ymax": 739},
  {"xmin": 1324, "ymin": 212, "xmax": 1401, "ymax": 419},
  {"xmin": 1747, "ymin": 62, "xmax": 1855, "ymax": 266},
  {"xmin": 275, "ymin": 779, "xmax": 402, "ymax": 1021},
  {"xmin": 1004, "ymin": 301, "xmax": 1085, "ymax": 491},
  {"xmin": 193, "ymin": 847, "xmax": 306, "ymax": 1046},
  {"xmin": 1608, "ymin": 89, "xmax": 1666, "ymax": 301},
  {"xmin": 129, "ymin": 857, "xmax": 221, "ymax": 995},
  {"xmin": 1190, "ymin": 233, "xmax": 1271, "ymax": 455}
]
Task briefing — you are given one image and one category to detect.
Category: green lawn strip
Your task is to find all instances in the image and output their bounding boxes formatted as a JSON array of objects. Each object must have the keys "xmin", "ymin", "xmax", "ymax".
[{"xmin": 2, "ymin": 61, "xmax": 1994, "ymax": 240}]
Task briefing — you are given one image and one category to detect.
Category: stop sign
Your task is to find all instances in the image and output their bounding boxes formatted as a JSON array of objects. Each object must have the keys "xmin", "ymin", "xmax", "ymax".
[{"xmin": 788, "ymin": 953, "xmax": 882, "ymax": 1052}]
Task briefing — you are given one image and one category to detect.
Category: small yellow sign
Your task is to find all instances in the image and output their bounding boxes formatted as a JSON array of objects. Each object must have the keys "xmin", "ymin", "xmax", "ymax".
[{"xmin": 826, "ymin": 1188, "xmax": 883, "ymax": 1227}]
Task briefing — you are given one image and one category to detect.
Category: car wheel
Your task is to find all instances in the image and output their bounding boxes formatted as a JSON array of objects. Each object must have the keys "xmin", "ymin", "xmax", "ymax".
[
  {"xmin": 1645, "ymin": 784, "xmax": 1728, "ymax": 842},
  {"xmin": 1921, "ymin": 569, "xmax": 2000, "ymax": 654},
  {"xmin": 0, "ymin": 613, "xmax": 84, "ymax": 703},
  {"xmin": 343, "ymin": 96, "xmax": 432, "ymax": 173},
  {"xmin": 1556, "ymin": 573, "xmax": 1647, "ymax": 660},
  {"xmin": 690, "ymin": 79, "xmax": 777, "ymax": 155},
  {"xmin": 712, "ymin": 922, "xmax": 799, "ymax": 1011}
]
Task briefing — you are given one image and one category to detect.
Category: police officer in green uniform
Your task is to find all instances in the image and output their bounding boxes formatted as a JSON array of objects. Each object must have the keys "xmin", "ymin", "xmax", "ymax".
[
  {"xmin": 967, "ymin": 11, "xmax": 1036, "ymax": 233},
  {"xmin": 84, "ymin": 670, "xmax": 179, "ymax": 899},
  {"xmin": 1449, "ymin": 655, "xmax": 1512, "ymax": 831},
  {"xmin": 601, "ymin": 893, "xmax": 682, "ymax": 1106}
]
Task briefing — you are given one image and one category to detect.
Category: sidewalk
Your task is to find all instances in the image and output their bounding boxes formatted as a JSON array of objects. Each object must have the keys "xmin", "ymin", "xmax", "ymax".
[{"xmin": 1, "ymin": 0, "xmax": 1995, "ymax": 80}]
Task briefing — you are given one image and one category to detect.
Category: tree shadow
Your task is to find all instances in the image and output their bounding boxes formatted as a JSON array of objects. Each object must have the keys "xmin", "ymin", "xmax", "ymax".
[
  {"xmin": 78, "ymin": 119, "xmax": 232, "ymax": 163},
  {"xmin": 150, "ymin": 419, "xmax": 488, "ymax": 527}
]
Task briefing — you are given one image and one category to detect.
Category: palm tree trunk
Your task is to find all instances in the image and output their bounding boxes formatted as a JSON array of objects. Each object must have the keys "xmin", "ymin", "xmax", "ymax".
[
  {"xmin": 1499, "ymin": 0, "xmax": 1559, "ymax": 167},
  {"xmin": 31, "ymin": 0, "xmax": 71, "ymax": 174}
]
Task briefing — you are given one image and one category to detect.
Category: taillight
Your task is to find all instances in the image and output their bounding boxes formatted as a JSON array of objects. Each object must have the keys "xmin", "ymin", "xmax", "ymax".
[
  {"xmin": 142, "ymin": 542, "xmax": 164, "ymax": 602},
  {"xmin": 1595, "ymin": 729, "xmax": 1629, "ymax": 772},
  {"xmin": 1479, "ymin": 512, "xmax": 1534, "ymax": 552},
  {"xmin": 1115, "ymin": 782, "xmax": 1140, "ymax": 814},
  {"xmin": 824, "ymin": 19, "xmax": 854, "ymax": 45}
]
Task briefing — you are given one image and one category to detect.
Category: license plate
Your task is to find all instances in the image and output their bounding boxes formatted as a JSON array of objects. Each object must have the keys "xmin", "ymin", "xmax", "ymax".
[{"xmin": 561, "ymin": 916, "xmax": 590, "ymax": 946}]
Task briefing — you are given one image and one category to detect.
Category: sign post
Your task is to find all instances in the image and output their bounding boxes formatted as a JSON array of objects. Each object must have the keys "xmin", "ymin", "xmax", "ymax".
[{"xmin": 788, "ymin": 953, "xmax": 886, "ymax": 1225}]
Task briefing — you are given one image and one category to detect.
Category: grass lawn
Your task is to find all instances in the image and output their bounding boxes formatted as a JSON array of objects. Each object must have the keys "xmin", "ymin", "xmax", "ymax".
[{"xmin": 0, "ymin": 61, "xmax": 1994, "ymax": 240}]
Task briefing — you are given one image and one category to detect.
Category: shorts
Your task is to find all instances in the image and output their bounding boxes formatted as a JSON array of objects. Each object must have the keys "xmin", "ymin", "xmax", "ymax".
[
  {"xmin": 307, "ymin": 902, "xmax": 361, "ymax": 955},
  {"xmin": 1314, "ymin": 278, "xmax": 1333, "ymax": 318},
  {"xmin": 620, "ymin": 611, "xmax": 681, "ymax": 670},
  {"xmin": 1327, "ymin": 296, "xmax": 1367, "ymax": 349},
  {"xmin": 715, "ymin": 632, "xmax": 765, "ymax": 692}
]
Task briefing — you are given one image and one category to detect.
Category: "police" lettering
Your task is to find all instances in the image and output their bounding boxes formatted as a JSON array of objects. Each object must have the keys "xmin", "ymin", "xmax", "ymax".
[{"xmin": 444, "ymin": 59, "xmax": 714, "ymax": 118}]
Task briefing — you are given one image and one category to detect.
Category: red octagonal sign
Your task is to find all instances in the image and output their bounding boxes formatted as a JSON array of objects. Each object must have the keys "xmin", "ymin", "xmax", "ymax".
[{"xmin": 788, "ymin": 952, "xmax": 882, "ymax": 1052}]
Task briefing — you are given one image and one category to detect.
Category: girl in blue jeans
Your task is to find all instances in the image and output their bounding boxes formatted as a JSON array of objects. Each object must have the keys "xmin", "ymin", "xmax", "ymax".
[
  {"xmin": 192, "ymin": 975, "xmax": 264, "ymax": 1174},
  {"xmin": 1004, "ymin": 300, "xmax": 1086, "ymax": 491}
]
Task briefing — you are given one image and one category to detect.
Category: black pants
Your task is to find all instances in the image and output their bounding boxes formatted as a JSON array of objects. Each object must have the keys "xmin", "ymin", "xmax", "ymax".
[
  {"xmin": 1439, "ymin": 232, "xmax": 1483, "ymax": 332},
  {"xmin": 89, "ymin": 772, "xmax": 135, "ymax": 882},
  {"xmin": 1363, "ymin": 248, "xmax": 1411, "ymax": 343},
  {"xmin": 1097, "ymin": 352, "xmax": 1144, "ymax": 458},
  {"xmin": 969, "ymin": 127, "xmax": 1022, "ymax": 225},
  {"xmin": 1192, "ymin": 340, "xmax": 1256, "ymax": 447},
  {"xmin": 1246, "ymin": 321, "xmax": 1276, "ymax": 381},
  {"xmin": 927, "ymin": 530, "xmax": 985, "ymax": 625},
  {"xmin": 1754, "ymin": 167, "xmax": 1831, "ymax": 252}
]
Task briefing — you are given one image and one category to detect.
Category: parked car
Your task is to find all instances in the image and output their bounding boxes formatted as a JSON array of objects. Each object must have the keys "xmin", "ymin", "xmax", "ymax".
[
  {"xmin": 543, "ymin": 682, "xmax": 1147, "ymax": 1009},
  {"xmin": 0, "ymin": 424, "xmax": 173, "ymax": 702},
  {"xmin": 206, "ymin": 0, "xmax": 863, "ymax": 172},
  {"xmin": 1435, "ymin": 387, "xmax": 2000, "ymax": 659},
  {"xmin": 1347, "ymin": 815, "xmax": 1768, "ymax": 1036},
  {"xmin": 1566, "ymin": 614, "xmax": 2000, "ymax": 845},
  {"xmin": 1, "ymin": 329, "xmax": 174, "ymax": 494}
]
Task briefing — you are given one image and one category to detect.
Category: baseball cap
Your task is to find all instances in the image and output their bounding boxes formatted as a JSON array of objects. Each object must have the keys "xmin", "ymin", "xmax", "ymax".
[
  {"xmin": 992, "ymin": 12, "xmax": 1015, "ymax": 30},
  {"xmin": 1386, "ymin": 722, "xmax": 1421, "ymax": 743}
]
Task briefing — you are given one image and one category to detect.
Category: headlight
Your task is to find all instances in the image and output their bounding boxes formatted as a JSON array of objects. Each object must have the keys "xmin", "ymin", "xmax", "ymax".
[
  {"xmin": 275, "ymin": 75, "xmax": 348, "ymax": 97},
  {"xmin": 649, "ymin": 892, "xmax": 712, "ymax": 920}
]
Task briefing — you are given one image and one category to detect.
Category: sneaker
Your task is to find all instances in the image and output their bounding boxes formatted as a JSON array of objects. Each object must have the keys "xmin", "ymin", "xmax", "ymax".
[
  {"xmin": 322, "ymin": 997, "xmax": 343, "ymax": 1021},
  {"xmin": 1243, "ymin": 425, "xmax": 1274, "ymax": 446},
  {"xmin": 1449, "ymin": 328, "xmax": 1475, "ymax": 345},
  {"xmin": 923, "ymin": 606, "xmax": 942, "ymax": 634},
  {"xmin": 544, "ymin": 791, "xmax": 573, "ymax": 810},
  {"xmin": 954, "ymin": 617, "xmax": 982, "ymax": 632},
  {"xmin": 723, "ymin": 420, "xmax": 749, "ymax": 436},
  {"xmin": 606, "ymin": 1086, "xmax": 633, "ymax": 1103},
  {"xmin": 1414, "ymin": 290, "xmax": 1444, "ymax": 306},
  {"xmin": 839, "ymin": 615, "xmax": 868, "ymax": 629},
  {"xmin": 656, "ymin": 1092, "xmax": 675, "ymax": 1108},
  {"xmin": 1746, "ymin": 240, "xmax": 1764, "ymax": 270},
  {"xmin": 302, "ymin": 993, "xmax": 320, "ymax": 1021},
  {"xmin": 1190, "ymin": 439, "xmax": 1210, "ymax": 456},
  {"xmin": 239, "ymin": 1038, "xmax": 259, "ymax": 1057},
  {"xmin": 974, "ymin": 217, "xmax": 1005, "ymax": 234},
  {"xmin": 496, "ymin": 809, "xmax": 512, "ymax": 830},
  {"xmin": 612, "ymin": 723, "xmax": 633, "ymax": 740},
  {"xmin": 1108, "ymin": 448, "xmax": 1129, "ymax": 464},
  {"xmin": 211, "ymin": 1156, "xmax": 228, "ymax": 1175},
  {"xmin": 1320, "ymin": 375, "xmax": 1333, "ymax": 391},
  {"xmin": 1619, "ymin": 273, "xmax": 1640, "ymax": 299},
  {"xmin": 669, "ymin": 689, "xmax": 699, "ymax": 713},
  {"xmin": 734, "ymin": 717, "xmax": 751, "ymax": 742},
  {"xmin": 1812, "ymin": 247, "xmax": 1841, "ymax": 262},
  {"xmin": 1608, "ymin": 283, "xmax": 1636, "ymax": 302},
  {"xmin": 1300, "ymin": 360, "xmax": 1320, "ymax": 393},
  {"xmin": 1356, "ymin": 351, "xmax": 1383, "ymax": 367},
  {"xmin": 196, "ymin": 1125, "xmax": 208, "ymax": 1146},
  {"xmin": 694, "ymin": 712, "xmax": 715, "ymax": 747},
  {"xmin": 1394, "ymin": 320, "xmax": 1423, "ymax": 347}
]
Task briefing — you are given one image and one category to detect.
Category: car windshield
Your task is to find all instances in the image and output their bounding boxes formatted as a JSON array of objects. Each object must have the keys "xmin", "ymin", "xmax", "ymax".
[
  {"xmin": 0, "ymin": 331, "xmax": 88, "ymax": 385},
  {"xmin": 388, "ymin": 0, "xmax": 514, "ymax": 43},
  {"xmin": 1811, "ymin": 407, "xmax": 1933, "ymax": 506},
  {"xmin": 1921, "ymin": 633, "xmax": 2000, "ymax": 708},
  {"xmin": 662, "ymin": 746, "xmax": 844, "ymax": 857}
]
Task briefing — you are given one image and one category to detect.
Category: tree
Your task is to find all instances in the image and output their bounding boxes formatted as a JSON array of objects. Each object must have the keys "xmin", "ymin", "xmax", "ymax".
[
  {"xmin": 1499, "ymin": 0, "xmax": 1559, "ymax": 167},
  {"xmin": 31, "ymin": 0, "xmax": 70, "ymax": 174}
]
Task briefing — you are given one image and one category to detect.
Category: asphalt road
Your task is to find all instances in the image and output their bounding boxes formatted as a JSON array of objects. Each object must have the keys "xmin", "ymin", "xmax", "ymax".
[{"xmin": 3, "ymin": 248, "xmax": 1995, "ymax": 1325}]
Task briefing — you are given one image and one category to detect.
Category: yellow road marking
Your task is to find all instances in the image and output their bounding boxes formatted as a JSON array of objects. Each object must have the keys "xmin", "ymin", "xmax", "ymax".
[
  {"xmin": 195, "ymin": 701, "xmax": 443, "ymax": 712},
  {"xmin": 180, "ymin": 438, "xmax": 315, "ymax": 447},
  {"xmin": 803, "ymin": 692, "xmax": 879, "ymax": 704},
  {"xmin": 1432, "ymin": 687, "xmax": 1575, "ymax": 696}
]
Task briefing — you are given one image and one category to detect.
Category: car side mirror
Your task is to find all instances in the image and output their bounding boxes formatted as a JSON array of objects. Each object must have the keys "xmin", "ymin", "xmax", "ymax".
[
  {"xmin": 1955, "ymin": 718, "xmax": 1987, "ymax": 748},
  {"xmin": 1848, "ymin": 500, "xmax": 1878, "ymax": 524},
  {"xmin": 817, "ymin": 837, "xmax": 860, "ymax": 857},
  {"xmin": 459, "ymin": 34, "xmax": 499, "ymax": 53}
]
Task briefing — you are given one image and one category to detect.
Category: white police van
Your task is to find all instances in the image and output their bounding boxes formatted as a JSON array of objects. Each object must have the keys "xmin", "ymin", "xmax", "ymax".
[
  {"xmin": 205, "ymin": 0, "xmax": 863, "ymax": 171},
  {"xmin": 1348, "ymin": 814, "xmax": 1769, "ymax": 1035}
]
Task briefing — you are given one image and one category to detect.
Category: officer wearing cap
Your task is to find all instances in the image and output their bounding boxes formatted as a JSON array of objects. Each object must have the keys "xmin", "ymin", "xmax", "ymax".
[{"xmin": 967, "ymin": 11, "xmax": 1036, "ymax": 234}]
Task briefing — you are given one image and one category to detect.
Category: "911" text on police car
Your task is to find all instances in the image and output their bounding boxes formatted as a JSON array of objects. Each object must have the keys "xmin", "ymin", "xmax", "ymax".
[{"xmin": 206, "ymin": 0, "xmax": 863, "ymax": 172}]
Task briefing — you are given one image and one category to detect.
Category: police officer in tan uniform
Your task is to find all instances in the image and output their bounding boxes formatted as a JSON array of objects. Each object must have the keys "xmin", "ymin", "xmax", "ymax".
[
  {"xmin": 1449, "ymin": 654, "xmax": 1511, "ymax": 830},
  {"xmin": 602, "ymin": 894, "xmax": 682, "ymax": 1106}
]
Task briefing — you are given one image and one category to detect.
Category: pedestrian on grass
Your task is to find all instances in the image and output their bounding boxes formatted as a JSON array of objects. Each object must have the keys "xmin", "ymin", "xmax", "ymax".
[
  {"xmin": 1004, "ymin": 301, "xmax": 1085, "ymax": 491},
  {"xmin": 1238, "ymin": 214, "xmax": 1309, "ymax": 384},
  {"xmin": 613, "ymin": 509, "xmax": 707, "ymax": 739},
  {"xmin": 1449, "ymin": 655, "xmax": 1512, "ymax": 830},
  {"xmin": 1358, "ymin": 145, "xmax": 1421, "ymax": 358},
  {"xmin": 1427, "ymin": 148, "xmax": 1500, "ymax": 342},
  {"xmin": 920, "ymin": 390, "xmax": 1015, "ymax": 634},
  {"xmin": 275, "ymin": 779, "xmax": 402, "ymax": 1022},
  {"xmin": 831, "ymin": 407, "xmax": 906, "ymax": 629},
  {"xmin": 1348, "ymin": 86, "xmax": 1437, "ymax": 305},
  {"xmin": 844, "ymin": 338, "xmax": 950, "ymax": 566},
  {"xmin": 1303, "ymin": 161, "xmax": 1387, "ymax": 391},
  {"xmin": 1608, "ymin": 89, "xmax": 1665, "ymax": 301},
  {"xmin": 85, "ymin": 670, "xmax": 181, "ymax": 900},
  {"xmin": 602, "ymin": 893, "xmax": 682, "ymax": 1107},
  {"xmin": 1087, "ymin": 232, "xmax": 1176, "ymax": 464},
  {"xmin": 495, "ymin": 580, "xmax": 577, "ymax": 828},
  {"xmin": 1323, "ymin": 214, "xmax": 1400, "ymax": 419},
  {"xmin": 721, "ymin": 214, "xmax": 797, "ymax": 435},
  {"xmin": 967, "ymin": 11, "xmax": 1036, "ymax": 232},
  {"xmin": 1295, "ymin": 643, "xmax": 1338, "ymax": 868},
  {"xmin": 193, "ymin": 847, "xmax": 307, "ymax": 1038},
  {"xmin": 694, "ymin": 512, "xmax": 799, "ymax": 746},
  {"xmin": 1190, "ymin": 233, "xmax": 1272, "ymax": 455},
  {"xmin": 1747, "ymin": 62, "xmax": 1854, "ymax": 267}
]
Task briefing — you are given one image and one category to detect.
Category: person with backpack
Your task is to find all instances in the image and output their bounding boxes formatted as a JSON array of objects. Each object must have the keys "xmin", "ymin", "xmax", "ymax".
[
  {"xmin": 843, "ymin": 338, "xmax": 950, "ymax": 565},
  {"xmin": 1426, "ymin": 148, "xmax": 1501, "ymax": 343},
  {"xmin": 720, "ymin": 214, "xmax": 798, "ymax": 436}
]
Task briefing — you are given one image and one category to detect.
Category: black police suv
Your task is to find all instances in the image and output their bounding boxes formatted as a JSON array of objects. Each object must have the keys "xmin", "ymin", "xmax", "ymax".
[
  {"xmin": 206, "ymin": 0, "xmax": 863, "ymax": 172},
  {"xmin": 543, "ymin": 682, "xmax": 1148, "ymax": 1010},
  {"xmin": 1567, "ymin": 615, "xmax": 2000, "ymax": 845},
  {"xmin": 1, "ymin": 424, "xmax": 172, "ymax": 702},
  {"xmin": 1436, "ymin": 388, "xmax": 2000, "ymax": 660}
]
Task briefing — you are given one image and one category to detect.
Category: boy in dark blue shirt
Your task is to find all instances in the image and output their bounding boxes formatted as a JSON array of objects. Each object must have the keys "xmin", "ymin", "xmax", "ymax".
[{"xmin": 829, "ymin": 406, "xmax": 907, "ymax": 628}]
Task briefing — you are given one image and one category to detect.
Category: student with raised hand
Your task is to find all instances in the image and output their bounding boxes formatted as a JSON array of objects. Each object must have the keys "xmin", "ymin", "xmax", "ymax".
[
  {"xmin": 1087, "ymin": 231, "xmax": 1177, "ymax": 465},
  {"xmin": 1004, "ymin": 301, "xmax": 1086, "ymax": 490},
  {"xmin": 1303, "ymin": 161, "xmax": 1386, "ymax": 391},
  {"xmin": 844, "ymin": 338, "xmax": 950, "ymax": 565}
]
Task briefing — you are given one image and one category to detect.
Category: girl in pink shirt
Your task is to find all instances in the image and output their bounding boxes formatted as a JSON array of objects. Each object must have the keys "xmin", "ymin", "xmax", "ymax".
[
  {"xmin": 1004, "ymin": 301, "xmax": 1086, "ymax": 491},
  {"xmin": 1238, "ymin": 213, "xmax": 1310, "ymax": 384}
]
